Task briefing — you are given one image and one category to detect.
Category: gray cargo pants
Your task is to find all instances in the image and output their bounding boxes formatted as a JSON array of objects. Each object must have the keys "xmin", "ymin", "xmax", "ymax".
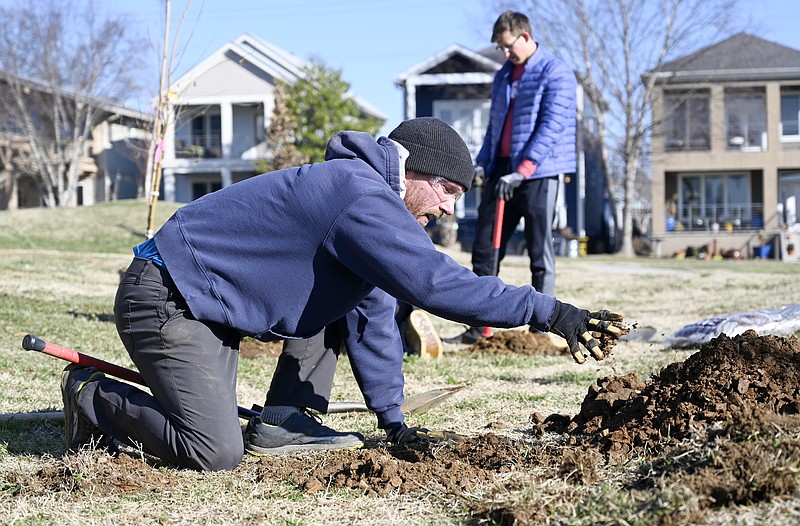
[
  {"xmin": 77, "ymin": 257, "xmax": 243, "ymax": 470},
  {"xmin": 78, "ymin": 257, "xmax": 341, "ymax": 470}
]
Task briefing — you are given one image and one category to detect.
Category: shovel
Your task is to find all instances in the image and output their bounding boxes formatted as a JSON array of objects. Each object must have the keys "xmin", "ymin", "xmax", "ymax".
[
  {"xmin": 14, "ymin": 334, "xmax": 463, "ymax": 421},
  {"xmin": 326, "ymin": 385, "xmax": 464, "ymax": 415}
]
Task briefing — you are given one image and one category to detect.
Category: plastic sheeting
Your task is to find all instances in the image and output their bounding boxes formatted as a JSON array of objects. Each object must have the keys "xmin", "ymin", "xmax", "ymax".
[{"xmin": 664, "ymin": 303, "xmax": 800, "ymax": 349}]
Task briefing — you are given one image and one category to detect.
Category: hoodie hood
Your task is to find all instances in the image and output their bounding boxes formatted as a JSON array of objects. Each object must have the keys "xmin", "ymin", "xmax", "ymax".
[{"xmin": 324, "ymin": 131, "xmax": 403, "ymax": 195}]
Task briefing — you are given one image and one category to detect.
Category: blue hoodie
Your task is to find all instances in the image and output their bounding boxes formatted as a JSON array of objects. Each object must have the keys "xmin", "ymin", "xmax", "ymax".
[{"xmin": 153, "ymin": 131, "xmax": 557, "ymax": 427}]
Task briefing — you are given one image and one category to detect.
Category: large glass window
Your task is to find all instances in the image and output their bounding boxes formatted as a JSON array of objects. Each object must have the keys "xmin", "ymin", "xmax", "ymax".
[
  {"xmin": 664, "ymin": 90, "xmax": 710, "ymax": 151},
  {"xmin": 781, "ymin": 87, "xmax": 800, "ymax": 141},
  {"xmin": 678, "ymin": 173, "xmax": 753, "ymax": 230},
  {"xmin": 725, "ymin": 88, "xmax": 767, "ymax": 151}
]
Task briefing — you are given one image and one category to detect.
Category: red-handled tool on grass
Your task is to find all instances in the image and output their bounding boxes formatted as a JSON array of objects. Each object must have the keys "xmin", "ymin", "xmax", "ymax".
[
  {"xmin": 18, "ymin": 334, "xmax": 462, "ymax": 421},
  {"xmin": 482, "ymin": 198, "xmax": 506, "ymax": 338}
]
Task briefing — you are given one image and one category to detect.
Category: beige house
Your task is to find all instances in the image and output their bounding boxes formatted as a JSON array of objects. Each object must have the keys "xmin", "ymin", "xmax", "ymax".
[
  {"xmin": 161, "ymin": 33, "xmax": 385, "ymax": 203},
  {"xmin": 0, "ymin": 74, "xmax": 152, "ymax": 209},
  {"xmin": 648, "ymin": 33, "xmax": 800, "ymax": 261}
]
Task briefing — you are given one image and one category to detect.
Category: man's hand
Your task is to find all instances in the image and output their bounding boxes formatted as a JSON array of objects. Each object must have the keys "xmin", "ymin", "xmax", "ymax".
[
  {"xmin": 547, "ymin": 301, "xmax": 624, "ymax": 364},
  {"xmin": 496, "ymin": 171, "xmax": 525, "ymax": 201},
  {"xmin": 473, "ymin": 166, "xmax": 485, "ymax": 188},
  {"xmin": 385, "ymin": 423, "xmax": 429, "ymax": 444}
]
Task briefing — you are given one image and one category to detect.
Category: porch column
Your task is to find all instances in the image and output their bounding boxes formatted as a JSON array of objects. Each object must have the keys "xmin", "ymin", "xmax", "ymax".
[
  {"xmin": 221, "ymin": 102, "xmax": 233, "ymax": 159},
  {"xmin": 404, "ymin": 79, "xmax": 417, "ymax": 119},
  {"xmin": 163, "ymin": 168, "xmax": 176, "ymax": 202},
  {"xmin": 221, "ymin": 167, "xmax": 232, "ymax": 188}
]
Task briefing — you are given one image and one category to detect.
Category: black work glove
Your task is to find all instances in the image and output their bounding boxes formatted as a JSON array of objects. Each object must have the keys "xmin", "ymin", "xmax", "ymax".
[
  {"xmin": 547, "ymin": 300, "xmax": 624, "ymax": 364},
  {"xmin": 385, "ymin": 423, "xmax": 429, "ymax": 444}
]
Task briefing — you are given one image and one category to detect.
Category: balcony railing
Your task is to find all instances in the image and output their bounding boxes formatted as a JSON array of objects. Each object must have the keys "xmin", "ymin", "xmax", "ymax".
[
  {"xmin": 671, "ymin": 202, "xmax": 764, "ymax": 232},
  {"xmin": 175, "ymin": 133, "xmax": 222, "ymax": 159},
  {"xmin": 174, "ymin": 132, "xmax": 266, "ymax": 160}
]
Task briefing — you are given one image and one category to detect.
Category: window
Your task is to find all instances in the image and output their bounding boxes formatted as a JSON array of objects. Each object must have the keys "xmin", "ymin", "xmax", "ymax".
[
  {"xmin": 781, "ymin": 87, "xmax": 800, "ymax": 141},
  {"xmin": 664, "ymin": 90, "xmax": 710, "ymax": 151},
  {"xmin": 725, "ymin": 88, "xmax": 767, "ymax": 150},
  {"xmin": 678, "ymin": 172, "xmax": 753, "ymax": 230},
  {"xmin": 192, "ymin": 181, "xmax": 222, "ymax": 200}
]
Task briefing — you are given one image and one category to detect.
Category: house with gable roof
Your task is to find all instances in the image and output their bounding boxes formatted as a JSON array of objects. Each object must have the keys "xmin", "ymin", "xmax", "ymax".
[
  {"xmin": 647, "ymin": 33, "xmax": 800, "ymax": 261},
  {"xmin": 161, "ymin": 33, "xmax": 386, "ymax": 203},
  {"xmin": 395, "ymin": 44, "xmax": 620, "ymax": 254},
  {"xmin": 0, "ymin": 72, "xmax": 152, "ymax": 210}
]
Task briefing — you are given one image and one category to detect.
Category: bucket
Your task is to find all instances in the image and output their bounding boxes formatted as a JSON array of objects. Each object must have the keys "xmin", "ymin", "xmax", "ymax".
[
  {"xmin": 753, "ymin": 245, "xmax": 772, "ymax": 258},
  {"xmin": 567, "ymin": 239, "xmax": 579, "ymax": 258},
  {"xmin": 579, "ymin": 237, "xmax": 588, "ymax": 257}
]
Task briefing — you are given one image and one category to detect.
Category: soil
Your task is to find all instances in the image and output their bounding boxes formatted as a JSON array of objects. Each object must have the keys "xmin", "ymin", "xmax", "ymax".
[
  {"xmin": 463, "ymin": 330, "xmax": 568, "ymax": 356},
  {"xmin": 239, "ymin": 338, "xmax": 283, "ymax": 359},
  {"xmin": 6, "ymin": 331, "xmax": 800, "ymax": 523},
  {"xmin": 464, "ymin": 318, "xmax": 629, "ymax": 359}
]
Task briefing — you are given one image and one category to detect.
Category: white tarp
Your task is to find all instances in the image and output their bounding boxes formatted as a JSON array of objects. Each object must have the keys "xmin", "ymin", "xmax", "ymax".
[{"xmin": 664, "ymin": 303, "xmax": 800, "ymax": 349}]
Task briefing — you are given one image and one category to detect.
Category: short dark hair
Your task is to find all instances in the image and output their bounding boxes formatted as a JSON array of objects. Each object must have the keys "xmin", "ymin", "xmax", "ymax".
[{"xmin": 492, "ymin": 11, "xmax": 531, "ymax": 42}]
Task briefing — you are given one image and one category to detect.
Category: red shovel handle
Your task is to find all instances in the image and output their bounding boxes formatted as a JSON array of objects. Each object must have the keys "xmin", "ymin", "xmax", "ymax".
[
  {"xmin": 492, "ymin": 198, "xmax": 506, "ymax": 250},
  {"xmin": 482, "ymin": 198, "xmax": 507, "ymax": 338},
  {"xmin": 22, "ymin": 333, "xmax": 145, "ymax": 385}
]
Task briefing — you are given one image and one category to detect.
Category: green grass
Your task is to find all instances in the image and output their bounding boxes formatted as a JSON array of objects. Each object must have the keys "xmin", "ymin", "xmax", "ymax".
[
  {"xmin": 2, "ymin": 201, "xmax": 800, "ymax": 525},
  {"xmin": 0, "ymin": 200, "xmax": 180, "ymax": 252}
]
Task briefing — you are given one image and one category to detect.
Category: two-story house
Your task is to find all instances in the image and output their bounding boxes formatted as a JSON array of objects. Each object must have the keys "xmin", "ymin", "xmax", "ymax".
[
  {"xmin": 0, "ymin": 74, "xmax": 152, "ymax": 209},
  {"xmin": 648, "ymin": 33, "xmax": 800, "ymax": 261},
  {"xmin": 395, "ymin": 44, "xmax": 619, "ymax": 254},
  {"xmin": 161, "ymin": 33, "xmax": 386, "ymax": 203}
]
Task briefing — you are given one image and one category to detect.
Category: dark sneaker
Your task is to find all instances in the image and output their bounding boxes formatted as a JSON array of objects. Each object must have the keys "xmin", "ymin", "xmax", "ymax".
[
  {"xmin": 245, "ymin": 409, "xmax": 364, "ymax": 455},
  {"xmin": 61, "ymin": 364, "xmax": 105, "ymax": 451},
  {"xmin": 443, "ymin": 326, "xmax": 485, "ymax": 345},
  {"xmin": 404, "ymin": 310, "xmax": 442, "ymax": 359}
]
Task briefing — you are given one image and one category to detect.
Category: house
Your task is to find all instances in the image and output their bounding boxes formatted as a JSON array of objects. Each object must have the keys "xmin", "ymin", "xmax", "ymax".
[
  {"xmin": 648, "ymin": 33, "xmax": 800, "ymax": 261},
  {"xmin": 395, "ymin": 44, "xmax": 619, "ymax": 254},
  {"xmin": 0, "ymin": 74, "xmax": 152, "ymax": 209},
  {"xmin": 161, "ymin": 33, "xmax": 386, "ymax": 203}
]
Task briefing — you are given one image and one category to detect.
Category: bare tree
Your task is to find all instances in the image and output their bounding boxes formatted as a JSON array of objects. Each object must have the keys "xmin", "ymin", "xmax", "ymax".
[
  {"xmin": 493, "ymin": 0, "xmax": 740, "ymax": 255},
  {"xmin": 0, "ymin": 0, "xmax": 144, "ymax": 208}
]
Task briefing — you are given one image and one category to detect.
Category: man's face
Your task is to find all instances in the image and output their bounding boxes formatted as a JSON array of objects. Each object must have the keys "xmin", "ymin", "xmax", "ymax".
[
  {"xmin": 403, "ymin": 171, "xmax": 465, "ymax": 227},
  {"xmin": 495, "ymin": 30, "xmax": 532, "ymax": 65}
]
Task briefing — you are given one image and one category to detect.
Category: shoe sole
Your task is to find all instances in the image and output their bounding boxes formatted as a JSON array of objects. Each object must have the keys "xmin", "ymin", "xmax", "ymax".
[
  {"xmin": 405, "ymin": 310, "xmax": 443, "ymax": 359},
  {"xmin": 245, "ymin": 440, "xmax": 364, "ymax": 456}
]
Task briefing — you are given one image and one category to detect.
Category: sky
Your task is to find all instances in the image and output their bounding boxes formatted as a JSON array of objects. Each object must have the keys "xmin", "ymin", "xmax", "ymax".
[
  {"xmin": 6, "ymin": 0, "xmax": 799, "ymax": 137},
  {"xmin": 114, "ymin": 0, "xmax": 496, "ymax": 136}
]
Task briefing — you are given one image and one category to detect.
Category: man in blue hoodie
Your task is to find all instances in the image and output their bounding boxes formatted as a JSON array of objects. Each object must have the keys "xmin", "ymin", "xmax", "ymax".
[{"xmin": 60, "ymin": 117, "xmax": 621, "ymax": 471}]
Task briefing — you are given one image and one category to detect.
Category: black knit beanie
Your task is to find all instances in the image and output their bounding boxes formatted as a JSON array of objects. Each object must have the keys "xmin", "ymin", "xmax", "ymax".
[{"xmin": 388, "ymin": 117, "xmax": 474, "ymax": 192}]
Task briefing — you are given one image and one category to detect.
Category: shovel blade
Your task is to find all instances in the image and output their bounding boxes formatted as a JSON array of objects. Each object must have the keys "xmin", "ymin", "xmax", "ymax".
[{"xmin": 401, "ymin": 385, "xmax": 464, "ymax": 415}]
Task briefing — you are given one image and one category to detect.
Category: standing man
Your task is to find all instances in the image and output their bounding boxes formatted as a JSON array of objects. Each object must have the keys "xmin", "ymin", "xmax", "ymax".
[
  {"xmin": 446, "ymin": 11, "xmax": 578, "ymax": 344},
  {"xmin": 60, "ymin": 117, "xmax": 620, "ymax": 471}
]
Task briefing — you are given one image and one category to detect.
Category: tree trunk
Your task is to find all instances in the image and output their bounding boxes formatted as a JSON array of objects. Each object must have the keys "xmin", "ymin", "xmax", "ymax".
[{"xmin": 436, "ymin": 214, "xmax": 458, "ymax": 247}]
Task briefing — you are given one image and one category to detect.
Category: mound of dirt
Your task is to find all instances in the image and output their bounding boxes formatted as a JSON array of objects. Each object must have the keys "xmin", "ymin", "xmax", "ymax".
[
  {"xmin": 463, "ymin": 330, "xmax": 567, "ymax": 356},
  {"xmin": 463, "ymin": 318, "xmax": 629, "ymax": 358},
  {"xmin": 535, "ymin": 331, "xmax": 800, "ymax": 457},
  {"xmin": 239, "ymin": 338, "xmax": 282, "ymax": 359}
]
